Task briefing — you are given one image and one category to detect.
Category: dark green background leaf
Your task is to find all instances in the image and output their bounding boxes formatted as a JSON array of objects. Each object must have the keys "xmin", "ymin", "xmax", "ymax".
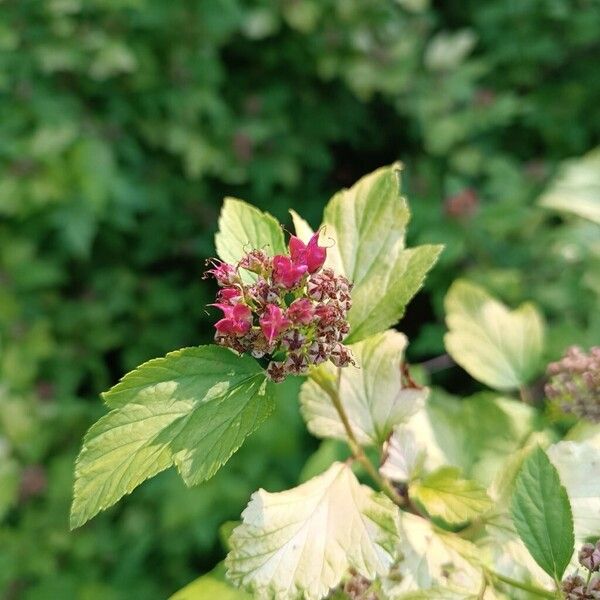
[{"xmin": 510, "ymin": 446, "xmax": 574, "ymax": 581}]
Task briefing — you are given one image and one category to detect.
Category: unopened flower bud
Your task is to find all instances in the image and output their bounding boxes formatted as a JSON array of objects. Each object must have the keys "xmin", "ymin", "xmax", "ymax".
[
  {"xmin": 266, "ymin": 361, "xmax": 286, "ymax": 383},
  {"xmin": 287, "ymin": 298, "xmax": 314, "ymax": 325},
  {"xmin": 330, "ymin": 342, "xmax": 355, "ymax": 368},
  {"xmin": 284, "ymin": 351, "xmax": 309, "ymax": 375},
  {"xmin": 239, "ymin": 249, "xmax": 271, "ymax": 275},
  {"xmin": 588, "ymin": 577, "xmax": 600, "ymax": 599},
  {"xmin": 204, "ymin": 260, "xmax": 238, "ymax": 286},
  {"xmin": 282, "ymin": 329, "xmax": 305, "ymax": 351}
]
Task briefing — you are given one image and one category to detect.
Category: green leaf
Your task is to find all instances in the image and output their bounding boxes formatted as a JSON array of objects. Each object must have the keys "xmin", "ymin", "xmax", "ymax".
[
  {"xmin": 170, "ymin": 563, "xmax": 251, "ymax": 600},
  {"xmin": 289, "ymin": 208, "xmax": 314, "ymax": 242},
  {"xmin": 510, "ymin": 446, "xmax": 574, "ymax": 581},
  {"xmin": 215, "ymin": 197, "xmax": 286, "ymax": 265},
  {"xmin": 300, "ymin": 330, "xmax": 428, "ymax": 446},
  {"xmin": 444, "ymin": 280, "xmax": 545, "ymax": 390},
  {"xmin": 225, "ymin": 462, "xmax": 400, "ymax": 600},
  {"xmin": 322, "ymin": 164, "xmax": 442, "ymax": 343},
  {"xmin": 483, "ymin": 439, "xmax": 600, "ymax": 592},
  {"xmin": 346, "ymin": 244, "xmax": 443, "ymax": 343},
  {"xmin": 0, "ymin": 455, "xmax": 19, "ymax": 521},
  {"xmin": 71, "ymin": 346, "xmax": 274, "ymax": 528},
  {"xmin": 219, "ymin": 521, "xmax": 239, "ymax": 552},
  {"xmin": 409, "ymin": 467, "xmax": 493, "ymax": 527},
  {"xmin": 538, "ymin": 147, "xmax": 600, "ymax": 225}
]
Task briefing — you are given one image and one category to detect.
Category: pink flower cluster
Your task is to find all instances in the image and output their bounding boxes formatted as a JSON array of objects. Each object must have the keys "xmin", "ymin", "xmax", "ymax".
[{"xmin": 205, "ymin": 231, "xmax": 354, "ymax": 382}]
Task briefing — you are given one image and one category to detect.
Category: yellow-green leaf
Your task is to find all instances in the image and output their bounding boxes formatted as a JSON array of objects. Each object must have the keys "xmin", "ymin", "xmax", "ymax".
[
  {"xmin": 322, "ymin": 164, "xmax": 442, "ymax": 343},
  {"xmin": 71, "ymin": 346, "xmax": 274, "ymax": 529},
  {"xmin": 409, "ymin": 467, "xmax": 492, "ymax": 527},
  {"xmin": 444, "ymin": 280, "xmax": 544, "ymax": 390}
]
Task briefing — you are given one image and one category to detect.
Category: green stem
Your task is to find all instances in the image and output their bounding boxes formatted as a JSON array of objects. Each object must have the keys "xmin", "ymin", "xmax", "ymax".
[
  {"xmin": 520, "ymin": 385, "xmax": 532, "ymax": 404},
  {"xmin": 487, "ymin": 569, "xmax": 557, "ymax": 599},
  {"xmin": 314, "ymin": 370, "xmax": 405, "ymax": 508}
]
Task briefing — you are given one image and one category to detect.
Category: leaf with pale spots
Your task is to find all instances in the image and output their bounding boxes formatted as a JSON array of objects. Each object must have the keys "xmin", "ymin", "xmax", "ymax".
[
  {"xmin": 225, "ymin": 462, "xmax": 400, "ymax": 600},
  {"xmin": 301, "ymin": 330, "xmax": 427, "ymax": 446},
  {"xmin": 381, "ymin": 512, "xmax": 485, "ymax": 598}
]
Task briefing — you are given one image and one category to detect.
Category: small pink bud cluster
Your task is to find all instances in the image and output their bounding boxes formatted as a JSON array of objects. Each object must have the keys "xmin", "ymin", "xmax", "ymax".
[
  {"xmin": 545, "ymin": 346, "xmax": 600, "ymax": 422},
  {"xmin": 561, "ymin": 541, "xmax": 600, "ymax": 599},
  {"xmin": 205, "ymin": 231, "xmax": 354, "ymax": 382}
]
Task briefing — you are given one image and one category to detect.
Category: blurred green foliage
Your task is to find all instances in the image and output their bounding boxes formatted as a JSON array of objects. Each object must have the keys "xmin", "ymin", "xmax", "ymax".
[{"xmin": 0, "ymin": 0, "xmax": 598, "ymax": 597}]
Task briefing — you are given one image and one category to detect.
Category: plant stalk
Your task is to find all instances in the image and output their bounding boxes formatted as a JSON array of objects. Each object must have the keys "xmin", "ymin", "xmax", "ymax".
[
  {"xmin": 315, "ymin": 369, "xmax": 405, "ymax": 508},
  {"xmin": 487, "ymin": 569, "xmax": 557, "ymax": 599}
]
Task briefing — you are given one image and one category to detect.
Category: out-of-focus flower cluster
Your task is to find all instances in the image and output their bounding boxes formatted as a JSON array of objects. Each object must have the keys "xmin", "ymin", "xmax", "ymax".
[
  {"xmin": 343, "ymin": 571, "xmax": 377, "ymax": 600},
  {"xmin": 561, "ymin": 540, "xmax": 600, "ymax": 599},
  {"xmin": 546, "ymin": 346, "xmax": 600, "ymax": 422},
  {"xmin": 205, "ymin": 231, "xmax": 354, "ymax": 382}
]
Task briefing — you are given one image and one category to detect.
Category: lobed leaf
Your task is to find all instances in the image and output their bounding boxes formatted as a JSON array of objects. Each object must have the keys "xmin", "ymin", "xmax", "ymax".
[
  {"xmin": 300, "ymin": 330, "xmax": 427, "ymax": 446},
  {"xmin": 401, "ymin": 391, "xmax": 540, "ymax": 486},
  {"xmin": 225, "ymin": 462, "xmax": 400, "ymax": 600},
  {"xmin": 71, "ymin": 346, "xmax": 274, "ymax": 528},
  {"xmin": 538, "ymin": 147, "xmax": 600, "ymax": 225},
  {"xmin": 215, "ymin": 197, "xmax": 286, "ymax": 265},
  {"xmin": 510, "ymin": 446, "xmax": 574, "ymax": 581},
  {"xmin": 321, "ymin": 164, "xmax": 442, "ymax": 344},
  {"xmin": 346, "ymin": 244, "xmax": 442, "ymax": 344},
  {"xmin": 482, "ymin": 512, "xmax": 554, "ymax": 594},
  {"xmin": 444, "ymin": 280, "xmax": 545, "ymax": 391}
]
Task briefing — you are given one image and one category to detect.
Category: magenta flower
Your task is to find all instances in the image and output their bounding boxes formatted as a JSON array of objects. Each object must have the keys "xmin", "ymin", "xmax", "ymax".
[
  {"xmin": 260, "ymin": 304, "xmax": 292, "ymax": 344},
  {"xmin": 272, "ymin": 255, "xmax": 308, "ymax": 288},
  {"xmin": 287, "ymin": 298, "xmax": 314, "ymax": 325},
  {"xmin": 205, "ymin": 230, "xmax": 353, "ymax": 382},
  {"xmin": 217, "ymin": 287, "xmax": 242, "ymax": 304},
  {"xmin": 205, "ymin": 260, "xmax": 238, "ymax": 287},
  {"xmin": 213, "ymin": 302, "xmax": 252, "ymax": 335},
  {"xmin": 289, "ymin": 231, "xmax": 327, "ymax": 274}
]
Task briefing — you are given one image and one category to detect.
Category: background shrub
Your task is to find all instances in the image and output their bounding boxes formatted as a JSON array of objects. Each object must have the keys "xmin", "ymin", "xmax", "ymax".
[{"xmin": 0, "ymin": 0, "xmax": 598, "ymax": 597}]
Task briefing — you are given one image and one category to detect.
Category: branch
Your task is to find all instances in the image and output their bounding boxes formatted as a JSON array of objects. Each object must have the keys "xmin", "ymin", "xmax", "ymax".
[
  {"xmin": 313, "ymin": 369, "xmax": 405, "ymax": 508},
  {"xmin": 486, "ymin": 568, "xmax": 557, "ymax": 599}
]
